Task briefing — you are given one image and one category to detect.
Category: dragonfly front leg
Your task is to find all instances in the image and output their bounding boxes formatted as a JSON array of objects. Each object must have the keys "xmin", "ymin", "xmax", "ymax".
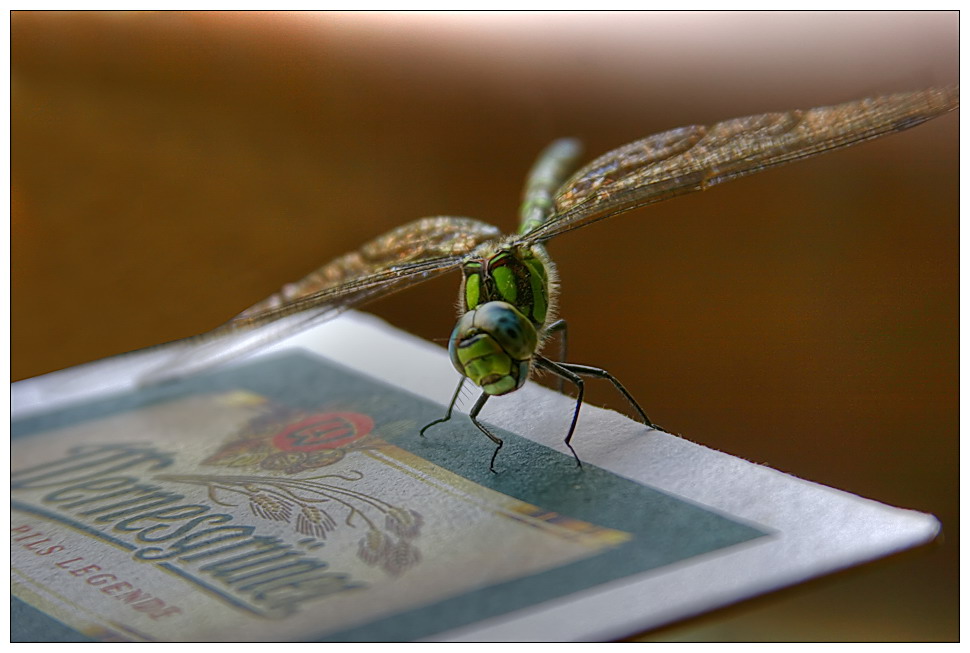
[
  {"xmin": 420, "ymin": 377, "xmax": 467, "ymax": 437},
  {"xmin": 421, "ymin": 380, "xmax": 504, "ymax": 472},
  {"xmin": 468, "ymin": 392, "xmax": 504, "ymax": 473}
]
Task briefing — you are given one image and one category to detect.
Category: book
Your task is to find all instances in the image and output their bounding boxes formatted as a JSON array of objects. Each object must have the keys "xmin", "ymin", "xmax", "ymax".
[{"xmin": 11, "ymin": 312, "xmax": 939, "ymax": 641}]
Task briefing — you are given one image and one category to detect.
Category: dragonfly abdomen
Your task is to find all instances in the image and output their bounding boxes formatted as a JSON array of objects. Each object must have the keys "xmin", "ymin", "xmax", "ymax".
[{"xmin": 519, "ymin": 138, "xmax": 583, "ymax": 235}]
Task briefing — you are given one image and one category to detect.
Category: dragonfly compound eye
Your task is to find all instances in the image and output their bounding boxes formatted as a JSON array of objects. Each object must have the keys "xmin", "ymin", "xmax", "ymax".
[{"xmin": 448, "ymin": 302, "xmax": 538, "ymax": 396}]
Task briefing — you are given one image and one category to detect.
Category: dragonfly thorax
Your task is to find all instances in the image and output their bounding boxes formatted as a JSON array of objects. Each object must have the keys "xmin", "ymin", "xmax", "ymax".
[
  {"xmin": 460, "ymin": 243, "xmax": 553, "ymax": 329},
  {"xmin": 448, "ymin": 301, "xmax": 538, "ymax": 396},
  {"xmin": 450, "ymin": 243, "xmax": 556, "ymax": 395}
]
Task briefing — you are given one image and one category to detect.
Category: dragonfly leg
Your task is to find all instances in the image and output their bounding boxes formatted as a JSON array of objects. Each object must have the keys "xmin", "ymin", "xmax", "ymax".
[
  {"xmin": 420, "ymin": 377, "xmax": 466, "ymax": 437},
  {"xmin": 468, "ymin": 392, "xmax": 503, "ymax": 473},
  {"xmin": 555, "ymin": 361, "xmax": 658, "ymax": 430},
  {"xmin": 534, "ymin": 355, "xmax": 585, "ymax": 468},
  {"xmin": 544, "ymin": 319, "xmax": 569, "ymax": 393}
]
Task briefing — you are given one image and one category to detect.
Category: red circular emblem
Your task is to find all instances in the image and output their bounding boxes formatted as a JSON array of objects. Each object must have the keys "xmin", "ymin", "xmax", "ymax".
[{"xmin": 272, "ymin": 413, "xmax": 374, "ymax": 452}]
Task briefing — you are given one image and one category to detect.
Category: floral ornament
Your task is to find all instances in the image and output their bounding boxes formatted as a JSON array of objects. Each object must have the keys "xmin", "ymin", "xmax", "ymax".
[
  {"xmin": 159, "ymin": 471, "xmax": 423, "ymax": 576},
  {"xmin": 203, "ymin": 399, "xmax": 413, "ymax": 476}
]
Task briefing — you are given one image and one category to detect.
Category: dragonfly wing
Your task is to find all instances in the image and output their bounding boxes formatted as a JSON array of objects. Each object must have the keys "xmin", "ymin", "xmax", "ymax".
[
  {"xmin": 230, "ymin": 216, "xmax": 500, "ymax": 328},
  {"xmin": 524, "ymin": 86, "xmax": 958, "ymax": 242},
  {"xmin": 140, "ymin": 216, "xmax": 500, "ymax": 385}
]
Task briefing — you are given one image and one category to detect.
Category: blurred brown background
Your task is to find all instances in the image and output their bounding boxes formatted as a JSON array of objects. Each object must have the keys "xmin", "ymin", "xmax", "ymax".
[{"xmin": 11, "ymin": 11, "xmax": 957, "ymax": 641}]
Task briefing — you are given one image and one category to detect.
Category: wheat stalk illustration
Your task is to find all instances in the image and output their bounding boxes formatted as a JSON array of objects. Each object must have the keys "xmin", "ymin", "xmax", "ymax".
[{"xmin": 158, "ymin": 471, "xmax": 424, "ymax": 575}]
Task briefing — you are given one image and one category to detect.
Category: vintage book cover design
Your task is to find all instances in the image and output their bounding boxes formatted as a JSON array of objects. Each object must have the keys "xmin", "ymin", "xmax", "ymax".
[{"xmin": 12, "ymin": 352, "xmax": 766, "ymax": 641}]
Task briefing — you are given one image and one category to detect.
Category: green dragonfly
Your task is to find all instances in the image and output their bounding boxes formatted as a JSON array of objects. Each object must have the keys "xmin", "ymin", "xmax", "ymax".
[{"xmin": 156, "ymin": 87, "xmax": 957, "ymax": 472}]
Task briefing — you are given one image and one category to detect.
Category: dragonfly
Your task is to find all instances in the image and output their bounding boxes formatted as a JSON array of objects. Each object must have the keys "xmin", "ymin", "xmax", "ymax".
[{"xmin": 150, "ymin": 86, "xmax": 957, "ymax": 472}]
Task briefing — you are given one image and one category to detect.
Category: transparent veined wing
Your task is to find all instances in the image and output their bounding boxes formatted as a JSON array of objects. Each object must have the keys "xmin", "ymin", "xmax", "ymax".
[
  {"xmin": 140, "ymin": 216, "xmax": 500, "ymax": 385},
  {"xmin": 230, "ymin": 216, "xmax": 500, "ymax": 328},
  {"xmin": 523, "ymin": 86, "xmax": 958, "ymax": 243}
]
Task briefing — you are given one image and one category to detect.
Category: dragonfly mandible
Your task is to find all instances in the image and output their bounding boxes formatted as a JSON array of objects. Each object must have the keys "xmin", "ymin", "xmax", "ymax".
[{"xmin": 151, "ymin": 87, "xmax": 958, "ymax": 472}]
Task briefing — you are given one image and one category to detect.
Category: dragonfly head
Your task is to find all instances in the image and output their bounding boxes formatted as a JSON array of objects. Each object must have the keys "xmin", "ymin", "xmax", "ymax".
[{"xmin": 449, "ymin": 301, "xmax": 538, "ymax": 396}]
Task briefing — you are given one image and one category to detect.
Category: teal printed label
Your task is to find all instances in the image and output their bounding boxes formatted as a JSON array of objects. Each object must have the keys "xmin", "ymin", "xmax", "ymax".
[{"xmin": 11, "ymin": 352, "xmax": 767, "ymax": 642}]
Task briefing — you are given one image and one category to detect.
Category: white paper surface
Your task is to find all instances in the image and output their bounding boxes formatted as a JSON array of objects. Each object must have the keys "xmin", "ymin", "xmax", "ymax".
[{"xmin": 11, "ymin": 311, "xmax": 940, "ymax": 641}]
